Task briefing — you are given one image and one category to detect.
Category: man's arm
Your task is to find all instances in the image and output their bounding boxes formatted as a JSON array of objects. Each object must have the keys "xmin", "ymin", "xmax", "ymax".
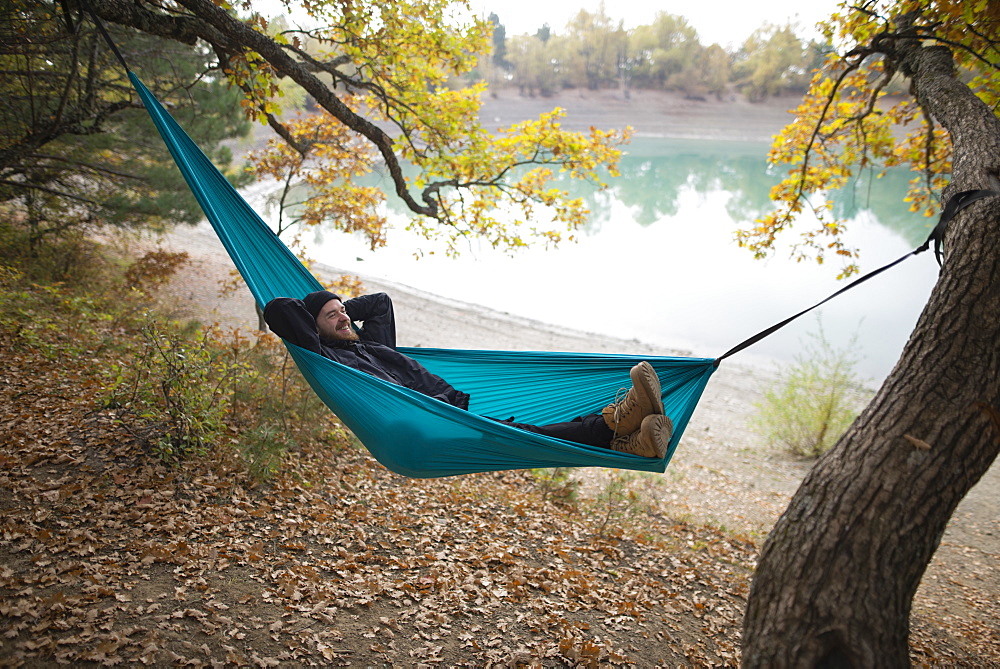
[
  {"xmin": 344, "ymin": 292, "xmax": 397, "ymax": 349},
  {"xmin": 262, "ymin": 298, "xmax": 324, "ymax": 355}
]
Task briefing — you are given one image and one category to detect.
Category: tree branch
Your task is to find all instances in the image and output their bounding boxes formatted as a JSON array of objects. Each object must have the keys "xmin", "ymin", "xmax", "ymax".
[
  {"xmin": 165, "ymin": 0, "xmax": 439, "ymax": 218},
  {"xmin": 85, "ymin": 0, "xmax": 218, "ymax": 47},
  {"xmin": 0, "ymin": 179, "xmax": 100, "ymax": 205},
  {"xmin": 0, "ymin": 99, "xmax": 132, "ymax": 173},
  {"xmin": 777, "ymin": 57, "xmax": 865, "ymax": 229},
  {"xmin": 31, "ymin": 153, "xmax": 145, "ymax": 181}
]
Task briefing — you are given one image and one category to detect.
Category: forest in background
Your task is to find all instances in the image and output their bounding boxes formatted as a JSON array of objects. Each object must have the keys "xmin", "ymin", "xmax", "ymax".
[{"xmin": 476, "ymin": 7, "xmax": 831, "ymax": 101}]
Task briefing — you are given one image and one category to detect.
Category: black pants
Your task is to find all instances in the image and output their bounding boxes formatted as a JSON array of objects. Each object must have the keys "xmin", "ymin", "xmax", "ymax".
[{"xmin": 499, "ymin": 413, "xmax": 615, "ymax": 448}]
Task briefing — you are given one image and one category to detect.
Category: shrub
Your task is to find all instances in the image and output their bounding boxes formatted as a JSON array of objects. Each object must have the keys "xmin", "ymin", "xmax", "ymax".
[
  {"xmin": 751, "ymin": 324, "xmax": 871, "ymax": 458},
  {"xmin": 238, "ymin": 423, "xmax": 295, "ymax": 482},
  {"xmin": 124, "ymin": 249, "xmax": 191, "ymax": 291},
  {"xmin": 104, "ymin": 313, "xmax": 346, "ymax": 479},
  {"xmin": 226, "ymin": 332, "xmax": 341, "ymax": 479},
  {"xmin": 3, "ymin": 239, "xmax": 344, "ymax": 481},
  {"xmin": 107, "ymin": 318, "xmax": 247, "ymax": 461},
  {"xmin": 0, "ymin": 206, "xmax": 110, "ymax": 284},
  {"xmin": 590, "ymin": 472, "xmax": 645, "ymax": 539}
]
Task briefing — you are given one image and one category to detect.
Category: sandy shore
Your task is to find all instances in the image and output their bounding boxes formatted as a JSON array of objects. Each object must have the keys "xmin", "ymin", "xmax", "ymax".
[{"xmin": 476, "ymin": 87, "xmax": 802, "ymax": 142}]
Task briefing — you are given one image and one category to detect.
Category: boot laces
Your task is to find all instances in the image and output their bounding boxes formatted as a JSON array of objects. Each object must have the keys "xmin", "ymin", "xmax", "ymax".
[{"xmin": 609, "ymin": 386, "xmax": 634, "ymax": 439}]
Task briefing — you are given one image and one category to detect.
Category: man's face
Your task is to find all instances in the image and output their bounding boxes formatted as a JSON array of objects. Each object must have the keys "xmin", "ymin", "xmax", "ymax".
[{"xmin": 316, "ymin": 299, "xmax": 359, "ymax": 341}]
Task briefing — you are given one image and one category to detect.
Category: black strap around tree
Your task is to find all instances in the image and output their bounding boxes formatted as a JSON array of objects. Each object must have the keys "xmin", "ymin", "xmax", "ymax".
[{"xmin": 714, "ymin": 188, "xmax": 1000, "ymax": 366}]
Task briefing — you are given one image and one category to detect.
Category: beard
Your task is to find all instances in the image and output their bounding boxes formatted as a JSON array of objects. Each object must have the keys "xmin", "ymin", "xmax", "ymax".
[{"xmin": 319, "ymin": 323, "xmax": 360, "ymax": 341}]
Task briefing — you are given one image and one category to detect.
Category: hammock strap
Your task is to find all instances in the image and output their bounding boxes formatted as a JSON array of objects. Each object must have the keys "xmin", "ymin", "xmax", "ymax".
[
  {"xmin": 80, "ymin": 0, "xmax": 130, "ymax": 72},
  {"xmin": 714, "ymin": 188, "xmax": 1000, "ymax": 366}
]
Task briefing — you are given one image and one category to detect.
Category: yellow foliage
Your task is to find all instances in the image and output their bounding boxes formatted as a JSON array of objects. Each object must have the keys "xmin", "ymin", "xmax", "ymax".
[
  {"xmin": 248, "ymin": 110, "xmax": 387, "ymax": 249},
  {"xmin": 224, "ymin": 0, "xmax": 629, "ymax": 258},
  {"xmin": 741, "ymin": 0, "xmax": 1000, "ymax": 277}
]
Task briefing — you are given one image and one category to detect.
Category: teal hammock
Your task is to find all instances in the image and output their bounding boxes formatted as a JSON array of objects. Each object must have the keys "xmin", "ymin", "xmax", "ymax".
[
  {"xmin": 130, "ymin": 72, "xmax": 716, "ymax": 478},
  {"xmin": 131, "ymin": 66, "xmax": 990, "ymax": 478}
]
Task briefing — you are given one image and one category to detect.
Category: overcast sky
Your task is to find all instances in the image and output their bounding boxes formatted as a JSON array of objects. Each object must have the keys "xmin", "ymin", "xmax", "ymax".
[{"xmin": 469, "ymin": 0, "xmax": 843, "ymax": 48}]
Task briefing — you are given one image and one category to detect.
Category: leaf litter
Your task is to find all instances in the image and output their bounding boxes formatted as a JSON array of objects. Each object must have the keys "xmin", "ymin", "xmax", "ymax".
[{"xmin": 1, "ymin": 325, "xmax": 998, "ymax": 667}]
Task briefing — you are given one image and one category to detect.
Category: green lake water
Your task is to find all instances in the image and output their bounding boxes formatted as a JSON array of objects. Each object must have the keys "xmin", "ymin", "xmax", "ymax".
[{"xmin": 305, "ymin": 137, "xmax": 939, "ymax": 382}]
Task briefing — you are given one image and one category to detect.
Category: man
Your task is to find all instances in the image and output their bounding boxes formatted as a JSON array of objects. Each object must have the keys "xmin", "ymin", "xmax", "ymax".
[{"xmin": 263, "ymin": 290, "xmax": 673, "ymax": 458}]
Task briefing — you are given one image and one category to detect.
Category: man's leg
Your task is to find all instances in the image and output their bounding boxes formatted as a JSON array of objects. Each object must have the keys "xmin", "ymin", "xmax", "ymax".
[
  {"xmin": 500, "ymin": 414, "xmax": 614, "ymax": 447},
  {"xmin": 499, "ymin": 413, "xmax": 673, "ymax": 459}
]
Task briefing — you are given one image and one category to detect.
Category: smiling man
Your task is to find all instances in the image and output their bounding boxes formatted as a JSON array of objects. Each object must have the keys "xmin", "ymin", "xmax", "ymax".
[
  {"xmin": 263, "ymin": 291, "xmax": 672, "ymax": 458},
  {"xmin": 315, "ymin": 298, "xmax": 359, "ymax": 341}
]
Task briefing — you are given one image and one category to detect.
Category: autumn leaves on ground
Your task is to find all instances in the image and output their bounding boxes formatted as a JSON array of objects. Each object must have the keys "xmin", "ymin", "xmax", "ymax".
[
  {"xmin": 0, "ymin": 250, "xmax": 754, "ymax": 666},
  {"xmin": 0, "ymin": 248, "xmax": 995, "ymax": 667}
]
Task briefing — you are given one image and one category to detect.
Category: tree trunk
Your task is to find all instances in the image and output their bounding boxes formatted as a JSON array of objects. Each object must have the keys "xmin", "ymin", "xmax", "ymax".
[{"xmin": 742, "ymin": 34, "xmax": 1000, "ymax": 667}]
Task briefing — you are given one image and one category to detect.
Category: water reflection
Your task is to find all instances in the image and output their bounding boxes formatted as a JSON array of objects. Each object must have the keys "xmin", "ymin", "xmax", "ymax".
[
  {"xmin": 306, "ymin": 137, "xmax": 937, "ymax": 382},
  {"xmin": 613, "ymin": 140, "xmax": 777, "ymax": 227},
  {"xmin": 830, "ymin": 168, "xmax": 934, "ymax": 247}
]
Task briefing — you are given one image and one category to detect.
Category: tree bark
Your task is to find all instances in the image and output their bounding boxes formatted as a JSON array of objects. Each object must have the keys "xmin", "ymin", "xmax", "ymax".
[{"xmin": 742, "ymin": 29, "xmax": 1000, "ymax": 668}]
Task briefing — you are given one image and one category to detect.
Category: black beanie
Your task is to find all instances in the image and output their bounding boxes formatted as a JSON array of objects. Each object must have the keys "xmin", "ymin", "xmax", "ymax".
[{"xmin": 303, "ymin": 290, "xmax": 342, "ymax": 320}]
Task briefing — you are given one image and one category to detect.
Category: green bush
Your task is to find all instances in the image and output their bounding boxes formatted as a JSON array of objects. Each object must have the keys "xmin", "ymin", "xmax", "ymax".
[
  {"xmin": 105, "ymin": 317, "xmax": 342, "ymax": 477},
  {"xmin": 0, "ymin": 206, "xmax": 109, "ymax": 284},
  {"xmin": 239, "ymin": 423, "xmax": 295, "ymax": 482},
  {"xmin": 107, "ymin": 318, "xmax": 246, "ymax": 461},
  {"xmin": 531, "ymin": 467, "xmax": 581, "ymax": 505},
  {"xmin": 3, "ymin": 237, "xmax": 345, "ymax": 481},
  {"xmin": 751, "ymin": 324, "xmax": 871, "ymax": 458},
  {"xmin": 590, "ymin": 471, "xmax": 646, "ymax": 539}
]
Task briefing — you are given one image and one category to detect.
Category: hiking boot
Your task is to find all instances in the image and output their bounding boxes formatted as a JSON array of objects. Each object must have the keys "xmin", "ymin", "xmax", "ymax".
[
  {"xmin": 602, "ymin": 361, "xmax": 664, "ymax": 436},
  {"xmin": 610, "ymin": 414, "xmax": 673, "ymax": 459}
]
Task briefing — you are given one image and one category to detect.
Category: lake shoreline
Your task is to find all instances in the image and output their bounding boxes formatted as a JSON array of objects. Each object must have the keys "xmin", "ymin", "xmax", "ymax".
[
  {"xmin": 478, "ymin": 87, "xmax": 802, "ymax": 143},
  {"xmin": 229, "ymin": 87, "xmax": 801, "ymax": 161}
]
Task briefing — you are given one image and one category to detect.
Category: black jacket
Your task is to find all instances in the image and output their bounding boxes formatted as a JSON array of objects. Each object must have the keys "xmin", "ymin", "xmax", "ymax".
[{"xmin": 263, "ymin": 293, "xmax": 470, "ymax": 410}]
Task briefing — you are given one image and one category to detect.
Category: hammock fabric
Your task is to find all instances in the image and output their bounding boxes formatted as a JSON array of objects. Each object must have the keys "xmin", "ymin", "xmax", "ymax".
[
  {"xmin": 130, "ymin": 63, "xmax": 993, "ymax": 478},
  {"xmin": 130, "ymin": 72, "xmax": 716, "ymax": 477}
]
